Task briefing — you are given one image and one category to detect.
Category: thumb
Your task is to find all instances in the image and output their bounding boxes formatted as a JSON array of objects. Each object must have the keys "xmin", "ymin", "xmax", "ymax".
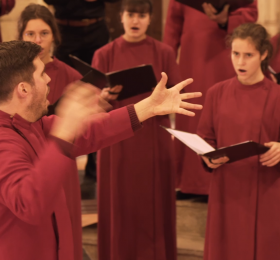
[
  {"xmin": 264, "ymin": 142, "xmax": 273, "ymax": 147},
  {"xmin": 155, "ymin": 72, "xmax": 168, "ymax": 91},
  {"xmin": 223, "ymin": 4, "xmax": 230, "ymax": 13}
]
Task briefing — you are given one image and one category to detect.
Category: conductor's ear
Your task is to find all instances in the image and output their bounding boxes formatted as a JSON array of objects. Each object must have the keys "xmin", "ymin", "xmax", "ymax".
[{"xmin": 16, "ymin": 82, "xmax": 30, "ymax": 98}]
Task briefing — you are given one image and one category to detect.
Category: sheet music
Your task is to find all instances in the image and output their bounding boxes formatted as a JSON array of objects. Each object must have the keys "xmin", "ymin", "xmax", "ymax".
[{"xmin": 164, "ymin": 128, "xmax": 215, "ymax": 155}]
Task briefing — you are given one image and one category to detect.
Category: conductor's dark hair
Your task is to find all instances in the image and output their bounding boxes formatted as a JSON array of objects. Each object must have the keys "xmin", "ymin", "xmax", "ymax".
[
  {"xmin": 228, "ymin": 23, "xmax": 273, "ymax": 72},
  {"xmin": 18, "ymin": 4, "xmax": 61, "ymax": 47},
  {"xmin": 0, "ymin": 41, "xmax": 41, "ymax": 102},
  {"xmin": 121, "ymin": 0, "xmax": 153, "ymax": 14}
]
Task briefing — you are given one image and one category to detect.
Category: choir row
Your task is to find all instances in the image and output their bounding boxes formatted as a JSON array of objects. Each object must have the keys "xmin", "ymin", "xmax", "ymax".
[{"xmin": 1, "ymin": 0, "xmax": 280, "ymax": 260}]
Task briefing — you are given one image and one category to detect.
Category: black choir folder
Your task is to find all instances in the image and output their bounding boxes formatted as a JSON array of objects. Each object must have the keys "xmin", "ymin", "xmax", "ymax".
[
  {"xmin": 175, "ymin": 0, "xmax": 254, "ymax": 13},
  {"xmin": 69, "ymin": 55, "xmax": 157, "ymax": 100},
  {"xmin": 162, "ymin": 127, "xmax": 269, "ymax": 163}
]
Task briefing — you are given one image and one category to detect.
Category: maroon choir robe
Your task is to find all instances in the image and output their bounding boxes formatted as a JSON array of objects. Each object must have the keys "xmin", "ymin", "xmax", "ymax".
[
  {"xmin": 197, "ymin": 77, "xmax": 280, "ymax": 260},
  {"xmin": 163, "ymin": 0, "xmax": 258, "ymax": 194},
  {"xmin": 91, "ymin": 36, "xmax": 182, "ymax": 260},
  {"xmin": 0, "ymin": 0, "xmax": 15, "ymax": 42},
  {"xmin": 270, "ymin": 33, "xmax": 280, "ymax": 73},
  {"xmin": 46, "ymin": 57, "xmax": 82, "ymax": 104},
  {"xmin": 0, "ymin": 105, "xmax": 141, "ymax": 260},
  {"xmin": 45, "ymin": 56, "xmax": 83, "ymax": 260}
]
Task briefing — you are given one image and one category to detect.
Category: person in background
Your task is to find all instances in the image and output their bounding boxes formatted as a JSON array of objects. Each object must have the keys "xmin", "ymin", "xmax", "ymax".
[
  {"xmin": 0, "ymin": 40, "xmax": 202, "ymax": 260},
  {"xmin": 43, "ymin": 0, "xmax": 117, "ymax": 196},
  {"xmin": 0, "ymin": 0, "xmax": 15, "ymax": 42},
  {"xmin": 18, "ymin": 4, "xmax": 82, "ymax": 105},
  {"xmin": 18, "ymin": 5, "xmax": 83, "ymax": 260},
  {"xmin": 91, "ymin": 0, "xmax": 184, "ymax": 259},
  {"xmin": 198, "ymin": 23, "xmax": 280, "ymax": 260},
  {"xmin": 164, "ymin": 0, "xmax": 258, "ymax": 198}
]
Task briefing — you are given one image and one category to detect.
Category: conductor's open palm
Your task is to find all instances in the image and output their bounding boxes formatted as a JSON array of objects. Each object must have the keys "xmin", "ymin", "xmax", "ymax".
[{"xmin": 150, "ymin": 72, "xmax": 202, "ymax": 116}]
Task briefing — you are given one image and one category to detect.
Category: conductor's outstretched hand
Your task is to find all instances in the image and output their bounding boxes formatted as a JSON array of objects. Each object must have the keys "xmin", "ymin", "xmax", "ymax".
[{"xmin": 134, "ymin": 72, "xmax": 202, "ymax": 122}]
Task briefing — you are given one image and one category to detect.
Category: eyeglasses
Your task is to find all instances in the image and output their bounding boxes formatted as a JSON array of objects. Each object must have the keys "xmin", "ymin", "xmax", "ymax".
[{"xmin": 24, "ymin": 31, "xmax": 52, "ymax": 41}]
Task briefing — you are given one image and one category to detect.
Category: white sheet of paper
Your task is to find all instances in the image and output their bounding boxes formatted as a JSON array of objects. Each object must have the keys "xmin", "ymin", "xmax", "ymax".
[{"xmin": 164, "ymin": 128, "xmax": 215, "ymax": 155}]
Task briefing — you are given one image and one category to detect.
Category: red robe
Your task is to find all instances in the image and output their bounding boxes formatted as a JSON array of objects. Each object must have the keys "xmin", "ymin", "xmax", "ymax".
[
  {"xmin": 270, "ymin": 33, "xmax": 280, "ymax": 73},
  {"xmin": 197, "ymin": 77, "xmax": 280, "ymax": 260},
  {"xmin": 46, "ymin": 57, "xmax": 82, "ymax": 104},
  {"xmin": 92, "ymin": 36, "xmax": 182, "ymax": 260},
  {"xmin": 163, "ymin": 0, "xmax": 258, "ymax": 194},
  {"xmin": 0, "ymin": 106, "xmax": 140, "ymax": 260},
  {"xmin": 0, "ymin": 0, "xmax": 15, "ymax": 42},
  {"xmin": 45, "ymin": 56, "xmax": 83, "ymax": 260}
]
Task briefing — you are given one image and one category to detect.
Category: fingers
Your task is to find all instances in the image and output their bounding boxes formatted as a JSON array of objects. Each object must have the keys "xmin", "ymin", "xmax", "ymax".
[
  {"xmin": 155, "ymin": 72, "xmax": 168, "ymax": 91},
  {"xmin": 175, "ymin": 78, "xmax": 194, "ymax": 92},
  {"xmin": 222, "ymin": 4, "xmax": 230, "ymax": 13},
  {"xmin": 208, "ymin": 3, "xmax": 218, "ymax": 13},
  {"xmin": 97, "ymin": 97, "xmax": 113, "ymax": 112},
  {"xmin": 202, "ymin": 156, "xmax": 228, "ymax": 169},
  {"xmin": 110, "ymin": 85, "xmax": 123, "ymax": 93},
  {"xmin": 260, "ymin": 142, "xmax": 280, "ymax": 167},
  {"xmin": 202, "ymin": 3, "xmax": 217, "ymax": 19},
  {"xmin": 180, "ymin": 101, "xmax": 203, "ymax": 110},
  {"xmin": 211, "ymin": 156, "xmax": 229, "ymax": 164},
  {"xmin": 180, "ymin": 92, "xmax": 202, "ymax": 100},
  {"xmin": 64, "ymin": 81, "xmax": 98, "ymax": 103},
  {"xmin": 177, "ymin": 108, "xmax": 196, "ymax": 117},
  {"xmin": 260, "ymin": 142, "xmax": 276, "ymax": 161},
  {"xmin": 261, "ymin": 156, "xmax": 280, "ymax": 167}
]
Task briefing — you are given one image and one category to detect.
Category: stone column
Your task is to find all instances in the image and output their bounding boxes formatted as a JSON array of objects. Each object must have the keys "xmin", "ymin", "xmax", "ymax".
[{"xmin": 257, "ymin": 0, "xmax": 280, "ymax": 36}]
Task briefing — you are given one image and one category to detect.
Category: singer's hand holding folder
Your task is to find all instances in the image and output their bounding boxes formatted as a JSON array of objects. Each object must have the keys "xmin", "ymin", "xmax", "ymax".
[
  {"xmin": 175, "ymin": 0, "xmax": 254, "ymax": 14},
  {"xmin": 162, "ymin": 127, "xmax": 269, "ymax": 163},
  {"xmin": 69, "ymin": 55, "xmax": 157, "ymax": 100}
]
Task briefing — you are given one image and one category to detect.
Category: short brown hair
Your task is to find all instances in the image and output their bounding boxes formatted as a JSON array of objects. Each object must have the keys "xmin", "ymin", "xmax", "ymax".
[
  {"xmin": 18, "ymin": 4, "xmax": 61, "ymax": 47},
  {"xmin": 0, "ymin": 41, "xmax": 41, "ymax": 102},
  {"xmin": 121, "ymin": 0, "xmax": 153, "ymax": 15},
  {"xmin": 228, "ymin": 23, "xmax": 273, "ymax": 72}
]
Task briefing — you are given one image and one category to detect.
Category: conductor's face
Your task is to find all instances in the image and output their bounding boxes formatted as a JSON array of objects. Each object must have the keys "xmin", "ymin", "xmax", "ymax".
[
  {"xmin": 27, "ymin": 57, "xmax": 51, "ymax": 120},
  {"xmin": 231, "ymin": 38, "xmax": 267, "ymax": 85},
  {"xmin": 121, "ymin": 11, "xmax": 151, "ymax": 42}
]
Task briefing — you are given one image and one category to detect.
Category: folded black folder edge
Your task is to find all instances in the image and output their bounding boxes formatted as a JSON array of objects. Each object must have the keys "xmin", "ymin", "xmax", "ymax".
[
  {"xmin": 69, "ymin": 55, "xmax": 157, "ymax": 100},
  {"xmin": 203, "ymin": 141, "xmax": 269, "ymax": 163},
  {"xmin": 160, "ymin": 126, "xmax": 269, "ymax": 163}
]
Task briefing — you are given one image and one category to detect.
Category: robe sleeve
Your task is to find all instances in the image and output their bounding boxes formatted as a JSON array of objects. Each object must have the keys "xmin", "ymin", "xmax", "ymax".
[
  {"xmin": 227, "ymin": 1, "xmax": 258, "ymax": 34},
  {"xmin": 1, "ymin": 0, "xmax": 15, "ymax": 16},
  {"xmin": 163, "ymin": 0, "xmax": 184, "ymax": 56},
  {"xmin": 72, "ymin": 106, "xmax": 138, "ymax": 156},
  {"xmin": 0, "ymin": 134, "xmax": 75, "ymax": 225},
  {"xmin": 43, "ymin": 105, "xmax": 141, "ymax": 156}
]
